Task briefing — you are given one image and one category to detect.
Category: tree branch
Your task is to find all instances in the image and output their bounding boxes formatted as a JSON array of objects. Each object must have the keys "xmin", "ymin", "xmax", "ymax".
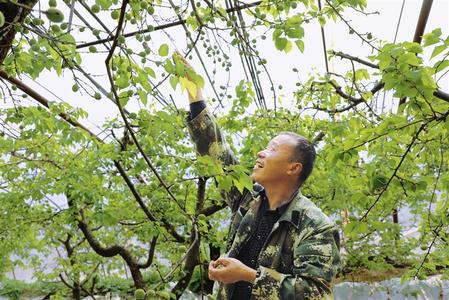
[
  {"xmin": 331, "ymin": 51, "xmax": 379, "ymax": 69},
  {"xmin": 136, "ymin": 235, "xmax": 158, "ymax": 269},
  {"xmin": 0, "ymin": 70, "xmax": 102, "ymax": 143},
  {"xmin": 59, "ymin": 273, "xmax": 75, "ymax": 290},
  {"xmin": 0, "ymin": 70, "xmax": 185, "ymax": 243},
  {"xmin": 360, "ymin": 121, "xmax": 427, "ymax": 221},
  {"xmin": 76, "ymin": 1, "xmax": 263, "ymax": 49},
  {"xmin": 329, "ymin": 51, "xmax": 449, "ymax": 104},
  {"xmin": 105, "ymin": 0, "xmax": 184, "ymax": 220},
  {"xmin": 170, "ymin": 228, "xmax": 200, "ymax": 299},
  {"xmin": 199, "ymin": 202, "xmax": 226, "ymax": 216},
  {"xmin": 0, "ymin": 0, "xmax": 39, "ymax": 64}
]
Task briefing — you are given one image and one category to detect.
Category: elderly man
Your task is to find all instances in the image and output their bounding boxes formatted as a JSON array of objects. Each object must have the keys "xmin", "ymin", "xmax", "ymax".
[{"xmin": 184, "ymin": 64, "xmax": 340, "ymax": 299}]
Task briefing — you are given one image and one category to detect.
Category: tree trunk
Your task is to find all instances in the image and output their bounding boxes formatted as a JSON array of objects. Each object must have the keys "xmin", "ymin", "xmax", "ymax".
[
  {"xmin": 0, "ymin": 0, "xmax": 38, "ymax": 64},
  {"xmin": 172, "ymin": 238, "xmax": 200, "ymax": 299},
  {"xmin": 72, "ymin": 282, "xmax": 81, "ymax": 300},
  {"xmin": 129, "ymin": 267, "xmax": 145, "ymax": 289},
  {"xmin": 203, "ymin": 243, "xmax": 221, "ymax": 294}
]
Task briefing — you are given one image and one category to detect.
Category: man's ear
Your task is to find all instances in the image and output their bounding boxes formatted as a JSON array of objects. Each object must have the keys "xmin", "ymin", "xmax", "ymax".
[{"xmin": 287, "ymin": 162, "xmax": 302, "ymax": 176}]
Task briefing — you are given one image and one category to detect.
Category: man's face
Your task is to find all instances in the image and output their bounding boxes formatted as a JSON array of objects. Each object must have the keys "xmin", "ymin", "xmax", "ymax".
[{"xmin": 251, "ymin": 135, "xmax": 299, "ymax": 186}]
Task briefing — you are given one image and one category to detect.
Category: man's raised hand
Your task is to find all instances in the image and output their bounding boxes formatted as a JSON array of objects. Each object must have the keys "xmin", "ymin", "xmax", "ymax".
[{"xmin": 172, "ymin": 51, "xmax": 204, "ymax": 103}]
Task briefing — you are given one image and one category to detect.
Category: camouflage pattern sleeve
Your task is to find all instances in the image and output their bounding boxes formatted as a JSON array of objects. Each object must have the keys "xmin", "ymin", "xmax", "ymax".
[
  {"xmin": 187, "ymin": 107, "xmax": 249, "ymax": 211},
  {"xmin": 251, "ymin": 225, "xmax": 341, "ymax": 299}
]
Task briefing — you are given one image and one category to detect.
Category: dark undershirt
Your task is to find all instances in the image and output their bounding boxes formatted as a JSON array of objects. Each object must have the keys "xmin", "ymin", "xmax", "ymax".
[
  {"xmin": 232, "ymin": 192, "xmax": 290, "ymax": 300},
  {"xmin": 189, "ymin": 100, "xmax": 207, "ymax": 119}
]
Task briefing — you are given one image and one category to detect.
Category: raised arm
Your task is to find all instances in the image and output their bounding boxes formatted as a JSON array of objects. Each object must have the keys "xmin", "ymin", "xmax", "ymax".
[{"xmin": 178, "ymin": 53, "xmax": 251, "ymax": 211}]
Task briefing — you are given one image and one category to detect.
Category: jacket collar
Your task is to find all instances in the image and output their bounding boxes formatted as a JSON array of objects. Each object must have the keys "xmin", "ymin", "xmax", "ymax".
[
  {"xmin": 277, "ymin": 189, "xmax": 304, "ymax": 229},
  {"xmin": 257, "ymin": 187, "xmax": 303, "ymax": 229}
]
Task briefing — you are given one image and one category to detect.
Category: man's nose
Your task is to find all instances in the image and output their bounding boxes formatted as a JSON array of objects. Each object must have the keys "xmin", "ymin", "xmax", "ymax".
[{"xmin": 257, "ymin": 150, "xmax": 266, "ymax": 158}]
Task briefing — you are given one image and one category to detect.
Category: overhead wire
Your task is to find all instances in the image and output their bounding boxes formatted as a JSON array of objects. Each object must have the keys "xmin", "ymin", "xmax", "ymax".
[
  {"xmin": 233, "ymin": 1, "xmax": 266, "ymax": 110},
  {"xmin": 226, "ymin": 0, "xmax": 266, "ymax": 110},
  {"xmin": 317, "ymin": 0, "xmax": 329, "ymax": 74}
]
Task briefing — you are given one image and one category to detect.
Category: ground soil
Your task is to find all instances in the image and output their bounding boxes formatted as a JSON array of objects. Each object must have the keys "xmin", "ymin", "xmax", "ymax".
[{"xmin": 335, "ymin": 267, "xmax": 410, "ymax": 284}]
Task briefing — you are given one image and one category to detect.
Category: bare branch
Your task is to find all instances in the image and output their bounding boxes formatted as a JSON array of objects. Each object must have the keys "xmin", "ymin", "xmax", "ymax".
[
  {"xmin": 360, "ymin": 122, "xmax": 427, "ymax": 221},
  {"xmin": 136, "ymin": 235, "xmax": 158, "ymax": 269},
  {"xmin": 331, "ymin": 50, "xmax": 379, "ymax": 69},
  {"xmin": 59, "ymin": 273, "xmax": 75, "ymax": 290}
]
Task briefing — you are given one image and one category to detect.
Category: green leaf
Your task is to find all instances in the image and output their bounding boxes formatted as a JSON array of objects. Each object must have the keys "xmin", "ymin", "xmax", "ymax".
[
  {"xmin": 318, "ymin": 16, "xmax": 326, "ymax": 27},
  {"xmin": 344, "ymin": 221, "xmax": 369, "ymax": 238},
  {"xmin": 216, "ymin": 174, "xmax": 233, "ymax": 192},
  {"xmin": 137, "ymin": 89, "xmax": 147, "ymax": 105},
  {"xmin": 169, "ymin": 75, "xmax": 178, "ymax": 90},
  {"xmin": 96, "ymin": 0, "xmax": 111, "ymax": 9},
  {"xmin": 275, "ymin": 37, "xmax": 288, "ymax": 51},
  {"xmin": 400, "ymin": 53, "xmax": 420, "ymax": 66},
  {"xmin": 434, "ymin": 60, "xmax": 449, "ymax": 73},
  {"xmin": 158, "ymin": 44, "xmax": 169, "ymax": 56},
  {"xmin": 272, "ymin": 28, "xmax": 282, "ymax": 39},
  {"xmin": 355, "ymin": 69, "xmax": 370, "ymax": 80},
  {"xmin": 284, "ymin": 40, "xmax": 292, "ymax": 53},
  {"xmin": 295, "ymin": 40, "xmax": 305, "ymax": 52},
  {"xmin": 164, "ymin": 60, "xmax": 174, "ymax": 73},
  {"xmin": 190, "ymin": 73, "xmax": 205, "ymax": 89},
  {"xmin": 179, "ymin": 77, "xmax": 197, "ymax": 98},
  {"xmin": 0, "ymin": 12, "xmax": 4, "ymax": 27},
  {"xmin": 145, "ymin": 67, "xmax": 156, "ymax": 78},
  {"xmin": 431, "ymin": 45, "xmax": 446, "ymax": 59},
  {"xmin": 422, "ymin": 28, "xmax": 442, "ymax": 46}
]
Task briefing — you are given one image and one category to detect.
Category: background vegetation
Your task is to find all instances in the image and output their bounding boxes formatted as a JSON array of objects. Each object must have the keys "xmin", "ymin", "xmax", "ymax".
[{"xmin": 0, "ymin": 0, "xmax": 448, "ymax": 298}]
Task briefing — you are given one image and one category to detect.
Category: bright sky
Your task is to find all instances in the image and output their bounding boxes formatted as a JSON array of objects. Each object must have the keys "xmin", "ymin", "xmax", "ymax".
[{"xmin": 8, "ymin": 0, "xmax": 449, "ymax": 135}]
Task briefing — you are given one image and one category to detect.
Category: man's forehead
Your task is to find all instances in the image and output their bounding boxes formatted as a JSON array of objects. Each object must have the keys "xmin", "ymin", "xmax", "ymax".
[{"xmin": 268, "ymin": 134, "xmax": 295, "ymax": 146}]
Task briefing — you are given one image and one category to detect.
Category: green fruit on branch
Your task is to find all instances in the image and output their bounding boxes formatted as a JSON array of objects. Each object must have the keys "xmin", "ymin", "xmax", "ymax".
[
  {"xmin": 91, "ymin": 4, "xmax": 100, "ymax": 13},
  {"xmin": 134, "ymin": 289, "xmax": 146, "ymax": 300},
  {"xmin": 0, "ymin": 12, "xmax": 5, "ymax": 27},
  {"xmin": 147, "ymin": 270, "xmax": 159, "ymax": 283},
  {"xmin": 46, "ymin": 8, "xmax": 64, "ymax": 23},
  {"xmin": 157, "ymin": 291, "xmax": 171, "ymax": 299},
  {"xmin": 111, "ymin": 10, "xmax": 120, "ymax": 19}
]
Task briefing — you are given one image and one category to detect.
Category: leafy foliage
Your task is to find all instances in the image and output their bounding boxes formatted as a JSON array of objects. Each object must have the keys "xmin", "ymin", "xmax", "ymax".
[{"xmin": 0, "ymin": 0, "xmax": 448, "ymax": 298}]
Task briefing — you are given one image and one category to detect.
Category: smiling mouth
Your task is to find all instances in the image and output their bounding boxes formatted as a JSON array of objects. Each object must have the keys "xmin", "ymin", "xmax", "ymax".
[{"xmin": 254, "ymin": 161, "xmax": 264, "ymax": 169}]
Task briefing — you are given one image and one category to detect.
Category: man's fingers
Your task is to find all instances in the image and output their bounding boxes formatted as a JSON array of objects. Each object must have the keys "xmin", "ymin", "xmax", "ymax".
[
  {"xmin": 209, "ymin": 259, "xmax": 232, "ymax": 281},
  {"xmin": 173, "ymin": 50, "xmax": 191, "ymax": 68},
  {"xmin": 209, "ymin": 260, "xmax": 215, "ymax": 270},
  {"xmin": 214, "ymin": 257, "xmax": 230, "ymax": 266},
  {"xmin": 208, "ymin": 260, "xmax": 218, "ymax": 280}
]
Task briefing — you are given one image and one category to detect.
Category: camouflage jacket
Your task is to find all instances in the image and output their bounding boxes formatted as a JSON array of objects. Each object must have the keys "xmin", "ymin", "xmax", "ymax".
[{"xmin": 188, "ymin": 107, "xmax": 341, "ymax": 299}]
